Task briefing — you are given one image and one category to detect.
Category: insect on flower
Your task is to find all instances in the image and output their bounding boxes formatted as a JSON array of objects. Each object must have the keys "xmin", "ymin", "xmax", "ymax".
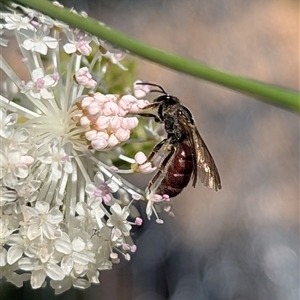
[{"xmin": 136, "ymin": 82, "xmax": 222, "ymax": 198}]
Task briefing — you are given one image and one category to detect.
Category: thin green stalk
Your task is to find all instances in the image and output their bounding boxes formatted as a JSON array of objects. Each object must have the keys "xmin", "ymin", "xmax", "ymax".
[{"xmin": 5, "ymin": 0, "xmax": 300, "ymax": 112}]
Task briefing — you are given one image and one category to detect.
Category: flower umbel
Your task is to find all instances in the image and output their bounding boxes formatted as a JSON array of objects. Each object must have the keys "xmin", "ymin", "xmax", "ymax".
[{"xmin": 0, "ymin": 3, "xmax": 159, "ymax": 294}]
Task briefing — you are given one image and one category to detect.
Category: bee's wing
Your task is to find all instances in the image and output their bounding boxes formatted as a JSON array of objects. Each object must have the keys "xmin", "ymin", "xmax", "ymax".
[{"xmin": 184, "ymin": 123, "xmax": 222, "ymax": 191}]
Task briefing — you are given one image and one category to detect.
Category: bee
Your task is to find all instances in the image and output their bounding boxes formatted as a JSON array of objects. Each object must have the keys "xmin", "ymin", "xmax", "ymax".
[{"xmin": 137, "ymin": 82, "xmax": 221, "ymax": 198}]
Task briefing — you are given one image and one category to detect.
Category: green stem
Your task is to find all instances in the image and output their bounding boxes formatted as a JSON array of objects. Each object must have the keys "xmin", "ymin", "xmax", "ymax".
[{"xmin": 7, "ymin": 0, "xmax": 300, "ymax": 112}]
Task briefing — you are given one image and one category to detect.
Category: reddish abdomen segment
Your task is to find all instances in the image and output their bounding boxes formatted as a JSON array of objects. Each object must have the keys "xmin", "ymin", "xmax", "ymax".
[{"xmin": 157, "ymin": 143, "xmax": 193, "ymax": 197}]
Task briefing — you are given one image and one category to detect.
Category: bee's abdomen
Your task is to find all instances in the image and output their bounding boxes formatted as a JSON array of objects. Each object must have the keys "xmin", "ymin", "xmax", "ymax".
[{"xmin": 157, "ymin": 143, "xmax": 193, "ymax": 197}]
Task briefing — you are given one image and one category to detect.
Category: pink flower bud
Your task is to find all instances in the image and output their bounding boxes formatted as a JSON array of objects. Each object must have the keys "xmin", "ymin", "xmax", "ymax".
[
  {"xmin": 133, "ymin": 80, "xmax": 150, "ymax": 98},
  {"xmin": 109, "ymin": 116, "xmax": 122, "ymax": 130},
  {"xmin": 94, "ymin": 92, "xmax": 109, "ymax": 105},
  {"xmin": 114, "ymin": 128, "xmax": 130, "ymax": 142},
  {"xmin": 96, "ymin": 116, "xmax": 110, "ymax": 130},
  {"xmin": 74, "ymin": 67, "xmax": 96, "ymax": 89},
  {"xmin": 121, "ymin": 117, "xmax": 138, "ymax": 130},
  {"xmin": 80, "ymin": 116, "xmax": 91, "ymax": 126},
  {"xmin": 81, "ymin": 96, "xmax": 94, "ymax": 108},
  {"xmin": 107, "ymin": 134, "xmax": 119, "ymax": 148},
  {"xmin": 20, "ymin": 155, "xmax": 34, "ymax": 166},
  {"xmin": 76, "ymin": 40, "xmax": 92, "ymax": 56},
  {"xmin": 135, "ymin": 217, "xmax": 143, "ymax": 226},
  {"xmin": 102, "ymin": 102, "xmax": 119, "ymax": 116},
  {"xmin": 86, "ymin": 101, "xmax": 101, "ymax": 115},
  {"xmin": 85, "ymin": 129, "xmax": 97, "ymax": 141},
  {"xmin": 91, "ymin": 133, "xmax": 109, "ymax": 150}
]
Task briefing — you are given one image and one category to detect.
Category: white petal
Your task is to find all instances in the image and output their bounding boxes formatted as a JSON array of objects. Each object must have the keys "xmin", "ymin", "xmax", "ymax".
[
  {"xmin": 35, "ymin": 201, "xmax": 49, "ymax": 214},
  {"xmin": 14, "ymin": 165, "xmax": 29, "ymax": 178},
  {"xmin": 63, "ymin": 43, "xmax": 76, "ymax": 54},
  {"xmin": 23, "ymin": 39, "xmax": 35, "ymax": 51},
  {"xmin": 72, "ymin": 252, "xmax": 90, "ymax": 265},
  {"xmin": 55, "ymin": 239, "xmax": 72, "ymax": 255},
  {"xmin": 40, "ymin": 88, "xmax": 54, "ymax": 99},
  {"xmin": 31, "ymin": 269, "xmax": 46, "ymax": 289},
  {"xmin": 31, "ymin": 68, "xmax": 45, "ymax": 81},
  {"xmin": 43, "ymin": 36, "xmax": 58, "ymax": 49},
  {"xmin": 61, "ymin": 256, "xmax": 73, "ymax": 275},
  {"xmin": 71, "ymin": 237, "xmax": 85, "ymax": 252},
  {"xmin": 45, "ymin": 262, "xmax": 65, "ymax": 280},
  {"xmin": 7, "ymin": 245, "xmax": 23, "ymax": 264},
  {"xmin": 47, "ymin": 207, "xmax": 63, "ymax": 224},
  {"xmin": 34, "ymin": 42, "xmax": 48, "ymax": 55},
  {"xmin": 27, "ymin": 223, "xmax": 41, "ymax": 240},
  {"xmin": 18, "ymin": 257, "xmax": 35, "ymax": 271},
  {"xmin": 0, "ymin": 248, "xmax": 7, "ymax": 266},
  {"xmin": 5, "ymin": 271, "xmax": 29, "ymax": 287},
  {"xmin": 73, "ymin": 278, "xmax": 91, "ymax": 290}
]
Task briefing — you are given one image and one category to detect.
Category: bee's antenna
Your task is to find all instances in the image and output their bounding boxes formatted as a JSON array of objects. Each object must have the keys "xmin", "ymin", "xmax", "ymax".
[{"xmin": 136, "ymin": 82, "xmax": 167, "ymax": 95}]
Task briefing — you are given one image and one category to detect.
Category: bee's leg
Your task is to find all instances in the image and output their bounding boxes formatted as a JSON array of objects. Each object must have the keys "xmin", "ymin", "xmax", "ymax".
[
  {"xmin": 138, "ymin": 113, "xmax": 161, "ymax": 123},
  {"xmin": 142, "ymin": 138, "xmax": 168, "ymax": 163},
  {"xmin": 147, "ymin": 144, "xmax": 176, "ymax": 191}
]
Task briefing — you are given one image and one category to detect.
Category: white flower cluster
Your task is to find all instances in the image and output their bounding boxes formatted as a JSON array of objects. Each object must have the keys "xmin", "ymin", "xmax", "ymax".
[{"xmin": 0, "ymin": 3, "xmax": 162, "ymax": 294}]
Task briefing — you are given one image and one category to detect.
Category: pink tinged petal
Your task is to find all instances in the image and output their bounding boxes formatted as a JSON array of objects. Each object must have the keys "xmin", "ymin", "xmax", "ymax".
[
  {"xmin": 43, "ymin": 74, "xmax": 56, "ymax": 87},
  {"xmin": 107, "ymin": 134, "xmax": 119, "ymax": 147},
  {"xmin": 63, "ymin": 43, "xmax": 76, "ymax": 54},
  {"xmin": 55, "ymin": 239, "xmax": 72, "ymax": 255},
  {"xmin": 109, "ymin": 116, "xmax": 122, "ymax": 130},
  {"xmin": 91, "ymin": 136, "xmax": 108, "ymax": 150},
  {"xmin": 102, "ymin": 102, "xmax": 119, "ymax": 116},
  {"xmin": 20, "ymin": 155, "xmax": 34, "ymax": 165},
  {"xmin": 21, "ymin": 205, "xmax": 38, "ymax": 222},
  {"xmin": 122, "ymin": 117, "xmax": 138, "ymax": 130},
  {"xmin": 80, "ymin": 116, "xmax": 91, "ymax": 126},
  {"xmin": 81, "ymin": 96, "xmax": 93, "ymax": 108},
  {"xmin": 31, "ymin": 68, "xmax": 45, "ymax": 81},
  {"xmin": 135, "ymin": 217, "xmax": 143, "ymax": 226},
  {"xmin": 7, "ymin": 245, "xmax": 23, "ymax": 264},
  {"xmin": 27, "ymin": 223, "xmax": 41, "ymax": 240},
  {"xmin": 86, "ymin": 101, "xmax": 101, "ymax": 115},
  {"xmin": 94, "ymin": 92, "xmax": 110, "ymax": 104},
  {"xmin": 96, "ymin": 115, "xmax": 110, "ymax": 130},
  {"xmin": 61, "ymin": 256, "xmax": 73, "ymax": 275},
  {"xmin": 85, "ymin": 129, "xmax": 96, "ymax": 141},
  {"xmin": 45, "ymin": 263, "xmax": 65, "ymax": 280},
  {"xmin": 31, "ymin": 269, "xmax": 47, "ymax": 289},
  {"xmin": 135, "ymin": 152, "xmax": 147, "ymax": 164},
  {"xmin": 114, "ymin": 128, "xmax": 130, "ymax": 142}
]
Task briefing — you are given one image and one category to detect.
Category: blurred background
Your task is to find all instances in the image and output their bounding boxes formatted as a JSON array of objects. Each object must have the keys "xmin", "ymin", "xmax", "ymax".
[{"xmin": 2, "ymin": 0, "xmax": 299, "ymax": 299}]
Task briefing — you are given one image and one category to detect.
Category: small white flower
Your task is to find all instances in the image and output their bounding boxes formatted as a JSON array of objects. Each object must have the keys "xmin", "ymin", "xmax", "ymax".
[
  {"xmin": 22, "ymin": 68, "xmax": 58, "ymax": 99},
  {"xmin": 22, "ymin": 27, "xmax": 58, "ymax": 55},
  {"xmin": 3, "ymin": 13, "xmax": 35, "ymax": 31},
  {"xmin": 21, "ymin": 201, "xmax": 63, "ymax": 240},
  {"xmin": 0, "ymin": 150, "xmax": 34, "ymax": 188},
  {"xmin": 106, "ymin": 203, "xmax": 131, "ymax": 236},
  {"xmin": 63, "ymin": 30, "xmax": 92, "ymax": 55}
]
